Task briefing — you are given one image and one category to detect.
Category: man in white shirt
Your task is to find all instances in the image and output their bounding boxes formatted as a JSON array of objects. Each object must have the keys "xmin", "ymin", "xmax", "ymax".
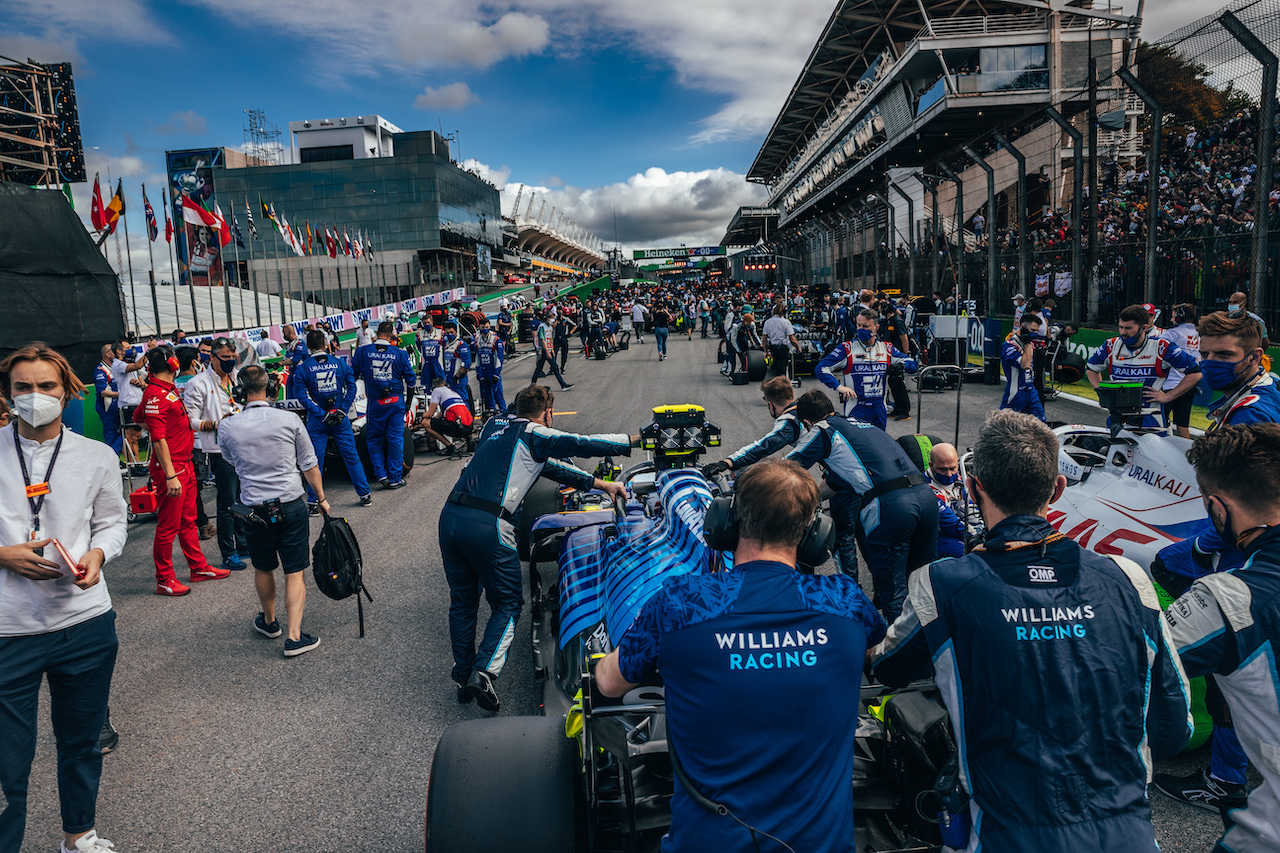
[
  {"xmin": 354, "ymin": 319, "xmax": 375, "ymax": 350},
  {"xmin": 112, "ymin": 343, "xmax": 146, "ymax": 464},
  {"xmin": 0, "ymin": 343, "xmax": 128, "ymax": 853},
  {"xmin": 183, "ymin": 337, "xmax": 249, "ymax": 570},
  {"xmin": 218, "ymin": 365, "xmax": 328, "ymax": 657},
  {"xmin": 254, "ymin": 331, "xmax": 282, "ymax": 359},
  {"xmin": 630, "ymin": 300, "xmax": 648, "ymax": 344},
  {"xmin": 762, "ymin": 303, "xmax": 799, "ymax": 378}
]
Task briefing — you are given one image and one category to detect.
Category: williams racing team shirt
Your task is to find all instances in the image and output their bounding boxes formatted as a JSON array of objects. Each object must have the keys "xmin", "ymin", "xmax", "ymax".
[
  {"xmin": 617, "ymin": 560, "xmax": 886, "ymax": 853},
  {"xmin": 1086, "ymin": 335, "xmax": 1199, "ymax": 427},
  {"xmin": 1165, "ymin": 526, "xmax": 1280, "ymax": 853},
  {"xmin": 873, "ymin": 515, "xmax": 1192, "ymax": 852}
]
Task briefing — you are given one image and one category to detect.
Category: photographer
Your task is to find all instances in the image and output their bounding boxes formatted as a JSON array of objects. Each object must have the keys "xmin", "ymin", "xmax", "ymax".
[
  {"xmin": 597, "ymin": 460, "xmax": 885, "ymax": 853},
  {"xmin": 1001, "ymin": 312, "xmax": 1046, "ymax": 420},
  {"xmin": 218, "ymin": 366, "xmax": 327, "ymax": 658},
  {"xmin": 873, "ymin": 411, "xmax": 1192, "ymax": 851},
  {"xmin": 183, "ymin": 337, "xmax": 250, "ymax": 569}
]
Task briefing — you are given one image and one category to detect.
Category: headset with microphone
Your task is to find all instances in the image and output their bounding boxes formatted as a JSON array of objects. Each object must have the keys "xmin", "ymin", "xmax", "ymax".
[{"xmin": 702, "ymin": 491, "xmax": 835, "ymax": 570}]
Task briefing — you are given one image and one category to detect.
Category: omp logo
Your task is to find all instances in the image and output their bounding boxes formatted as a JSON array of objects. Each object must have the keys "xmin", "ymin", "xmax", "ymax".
[{"xmin": 1028, "ymin": 566, "xmax": 1057, "ymax": 583}]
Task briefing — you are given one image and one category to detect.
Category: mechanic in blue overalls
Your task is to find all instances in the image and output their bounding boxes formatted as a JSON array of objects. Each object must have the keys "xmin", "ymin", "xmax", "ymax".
[
  {"xmin": 1151, "ymin": 309, "xmax": 1280, "ymax": 816},
  {"xmin": 282, "ymin": 325, "xmax": 308, "ymax": 399},
  {"xmin": 294, "ymin": 329, "xmax": 371, "ymax": 508},
  {"xmin": 352, "ymin": 320, "xmax": 416, "ymax": 490},
  {"xmin": 1164, "ymin": 424, "xmax": 1280, "ymax": 853},
  {"xmin": 787, "ymin": 389, "xmax": 937, "ymax": 621},
  {"xmin": 596, "ymin": 460, "xmax": 886, "ymax": 853},
  {"xmin": 873, "ymin": 410, "xmax": 1192, "ymax": 853},
  {"xmin": 472, "ymin": 316, "xmax": 505, "ymax": 415},
  {"xmin": 1000, "ymin": 311, "xmax": 1046, "ymax": 420},
  {"xmin": 1086, "ymin": 303, "xmax": 1201, "ymax": 429},
  {"xmin": 438, "ymin": 384, "xmax": 633, "ymax": 712},
  {"xmin": 702, "ymin": 376, "xmax": 800, "ymax": 479},
  {"xmin": 416, "ymin": 313, "xmax": 444, "ymax": 389},
  {"xmin": 440, "ymin": 319, "xmax": 473, "ymax": 410},
  {"xmin": 816, "ymin": 309, "xmax": 917, "ymax": 430}
]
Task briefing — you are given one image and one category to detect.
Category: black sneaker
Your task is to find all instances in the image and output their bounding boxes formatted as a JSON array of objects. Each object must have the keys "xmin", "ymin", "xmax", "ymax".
[
  {"xmin": 254, "ymin": 612, "xmax": 282, "ymax": 638},
  {"xmin": 99, "ymin": 712, "xmax": 119, "ymax": 755},
  {"xmin": 1152, "ymin": 767, "xmax": 1247, "ymax": 813},
  {"xmin": 359, "ymin": 493, "xmax": 373, "ymax": 506},
  {"xmin": 284, "ymin": 633, "xmax": 321, "ymax": 657},
  {"xmin": 561, "ymin": 383, "xmax": 575, "ymax": 391},
  {"xmin": 466, "ymin": 669, "xmax": 501, "ymax": 712},
  {"xmin": 308, "ymin": 502, "xmax": 321, "ymax": 517},
  {"xmin": 377, "ymin": 477, "xmax": 390, "ymax": 489},
  {"xmin": 454, "ymin": 680, "xmax": 473, "ymax": 705},
  {"xmin": 387, "ymin": 480, "xmax": 406, "ymax": 490}
]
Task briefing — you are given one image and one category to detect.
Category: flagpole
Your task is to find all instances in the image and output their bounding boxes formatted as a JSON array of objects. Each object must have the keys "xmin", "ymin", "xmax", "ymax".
[
  {"xmin": 142, "ymin": 183, "xmax": 162, "ymax": 335},
  {"xmin": 247, "ymin": 198, "xmax": 262, "ymax": 327},
  {"xmin": 229, "ymin": 207, "xmax": 246, "ymax": 331},
  {"xmin": 273, "ymin": 224, "xmax": 286, "ymax": 323},
  {"xmin": 163, "ymin": 189, "xmax": 183, "ymax": 332},
  {"xmin": 119, "ymin": 183, "xmax": 141, "ymax": 335}
]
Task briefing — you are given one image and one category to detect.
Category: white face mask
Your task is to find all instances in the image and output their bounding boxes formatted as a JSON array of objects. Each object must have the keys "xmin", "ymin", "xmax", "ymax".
[{"xmin": 12, "ymin": 392, "xmax": 63, "ymax": 428}]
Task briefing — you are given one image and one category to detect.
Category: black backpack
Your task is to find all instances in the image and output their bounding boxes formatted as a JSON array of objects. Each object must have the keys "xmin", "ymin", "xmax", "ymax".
[{"xmin": 312, "ymin": 515, "xmax": 373, "ymax": 637}]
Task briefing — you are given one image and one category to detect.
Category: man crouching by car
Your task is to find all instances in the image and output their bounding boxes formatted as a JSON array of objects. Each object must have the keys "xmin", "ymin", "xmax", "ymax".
[
  {"xmin": 872, "ymin": 410, "xmax": 1192, "ymax": 852},
  {"xmin": 597, "ymin": 460, "xmax": 886, "ymax": 853}
]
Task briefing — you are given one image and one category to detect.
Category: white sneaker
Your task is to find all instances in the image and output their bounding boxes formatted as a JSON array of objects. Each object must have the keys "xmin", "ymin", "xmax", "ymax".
[{"xmin": 62, "ymin": 830, "xmax": 117, "ymax": 852}]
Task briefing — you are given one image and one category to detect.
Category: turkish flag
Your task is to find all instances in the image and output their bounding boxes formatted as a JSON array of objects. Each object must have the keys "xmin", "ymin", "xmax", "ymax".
[{"xmin": 91, "ymin": 174, "xmax": 105, "ymax": 230}]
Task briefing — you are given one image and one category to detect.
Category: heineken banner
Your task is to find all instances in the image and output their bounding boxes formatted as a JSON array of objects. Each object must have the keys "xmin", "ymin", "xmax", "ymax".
[{"xmin": 632, "ymin": 246, "xmax": 727, "ymax": 260}]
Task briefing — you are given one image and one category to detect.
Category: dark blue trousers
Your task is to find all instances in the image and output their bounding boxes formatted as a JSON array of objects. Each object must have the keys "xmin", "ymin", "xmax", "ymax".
[
  {"xmin": 477, "ymin": 372, "xmax": 505, "ymax": 413},
  {"xmin": 211, "ymin": 452, "xmax": 249, "ymax": 560},
  {"xmin": 97, "ymin": 407, "xmax": 122, "ymax": 456},
  {"xmin": 365, "ymin": 396, "xmax": 405, "ymax": 483},
  {"xmin": 857, "ymin": 486, "xmax": 939, "ymax": 622},
  {"xmin": 438, "ymin": 505, "xmax": 523, "ymax": 684},
  {"xmin": 0, "ymin": 611, "xmax": 117, "ymax": 847},
  {"xmin": 305, "ymin": 417, "xmax": 370, "ymax": 498}
]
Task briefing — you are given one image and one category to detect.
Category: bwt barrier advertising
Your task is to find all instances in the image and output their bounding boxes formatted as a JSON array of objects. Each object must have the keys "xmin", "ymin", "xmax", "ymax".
[{"xmin": 179, "ymin": 286, "xmax": 470, "ymax": 349}]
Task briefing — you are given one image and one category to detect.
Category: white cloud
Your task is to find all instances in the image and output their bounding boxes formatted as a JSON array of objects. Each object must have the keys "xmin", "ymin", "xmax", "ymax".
[
  {"xmin": 414, "ymin": 82, "xmax": 481, "ymax": 110},
  {"xmin": 505, "ymin": 167, "xmax": 767, "ymax": 250},
  {"xmin": 460, "ymin": 157, "xmax": 511, "ymax": 189},
  {"xmin": 154, "ymin": 110, "xmax": 210, "ymax": 136},
  {"xmin": 4, "ymin": 0, "xmax": 173, "ymax": 47}
]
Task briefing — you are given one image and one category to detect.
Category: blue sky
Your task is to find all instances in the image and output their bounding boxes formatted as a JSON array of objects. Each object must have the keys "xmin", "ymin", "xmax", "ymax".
[{"xmin": 7, "ymin": 0, "xmax": 1205, "ymax": 275}]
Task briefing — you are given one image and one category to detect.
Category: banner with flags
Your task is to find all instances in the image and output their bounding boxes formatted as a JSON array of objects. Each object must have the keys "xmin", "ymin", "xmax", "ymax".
[{"xmin": 143, "ymin": 188, "xmax": 159, "ymax": 241}]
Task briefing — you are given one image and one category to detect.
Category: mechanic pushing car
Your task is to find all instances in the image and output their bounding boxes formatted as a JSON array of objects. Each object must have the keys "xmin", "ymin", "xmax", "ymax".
[
  {"xmin": 873, "ymin": 410, "xmax": 1193, "ymax": 852},
  {"xmin": 1086, "ymin": 304, "xmax": 1201, "ymax": 430},
  {"xmin": 351, "ymin": 320, "xmax": 416, "ymax": 491},
  {"xmin": 787, "ymin": 389, "xmax": 937, "ymax": 621},
  {"xmin": 702, "ymin": 376, "xmax": 800, "ymax": 478},
  {"xmin": 1165, "ymin": 424, "xmax": 1280, "ymax": 853},
  {"xmin": 294, "ymin": 329, "xmax": 372, "ymax": 509},
  {"xmin": 1001, "ymin": 310, "xmax": 1047, "ymax": 420},
  {"xmin": 816, "ymin": 309, "xmax": 917, "ymax": 430},
  {"xmin": 438, "ymin": 384, "xmax": 635, "ymax": 712},
  {"xmin": 596, "ymin": 459, "xmax": 886, "ymax": 853}
]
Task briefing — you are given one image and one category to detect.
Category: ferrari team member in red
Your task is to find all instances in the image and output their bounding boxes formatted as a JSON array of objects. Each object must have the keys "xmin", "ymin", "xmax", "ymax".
[{"xmin": 137, "ymin": 346, "xmax": 228, "ymax": 595}]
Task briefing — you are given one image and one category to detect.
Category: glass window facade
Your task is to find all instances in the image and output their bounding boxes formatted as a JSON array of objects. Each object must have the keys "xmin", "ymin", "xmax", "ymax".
[
  {"xmin": 976, "ymin": 45, "xmax": 1048, "ymax": 91},
  {"xmin": 206, "ymin": 130, "xmax": 500, "ymax": 260}
]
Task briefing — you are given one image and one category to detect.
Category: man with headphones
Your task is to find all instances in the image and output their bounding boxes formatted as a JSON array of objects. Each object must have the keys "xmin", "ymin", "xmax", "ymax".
[
  {"xmin": 873, "ymin": 411, "xmax": 1191, "ymax": 852},
  {"xmin": 597, "ymin": 460, "xmax": 885, "ymax": 853},
  {"xmin": 786, "ymin": 389, "xmax": 938, "ymax": 622}
]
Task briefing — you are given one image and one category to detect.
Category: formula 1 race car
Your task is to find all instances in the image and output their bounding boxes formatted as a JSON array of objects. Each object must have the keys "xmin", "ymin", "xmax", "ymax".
[{"xmin": 424, "ymin": 405, "xmax": 957, "ymax": 853}]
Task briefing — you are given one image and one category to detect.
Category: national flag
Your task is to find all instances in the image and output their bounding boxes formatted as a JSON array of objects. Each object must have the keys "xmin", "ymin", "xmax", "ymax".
[
  {"xmin": 262, "ymin": 196, "xmax": 272, "ymax": 222},
  {"xmin": 182, "ymin": 193, "xmax": 220, "ymax": 228},
  {"xmin": 91, "ymin": 174, "xmax": 105, "ymax": 230},
  {"xmin": 326, "ymin": 226, "xmax": 337, "ymax": 259},
  {"xmin": 343, "ymin": 229, "xmax": 353, "ymax": 257},
  {"xmin": 213, "ymin": 202, "xmax": 232, "ymax": 248},
  {"xmin": 102, "ymin": 179, "xmax": 125, "ymax": 236},
  {"xmin": 230, "ymin": 209, "xmax": 245, "ymax": 249},
  {"xmin": 365, "ymin": 231, "xmax": 375, "ymax": 261},
  {"xmin": 143, "ymin": 188, "xmax": 158, "ymax": 241},
  {"xmin": 306, "ymin": 220, "xmax": 314, "ymax": 255},
  {"xmin": 351, "ymin": 229, "xmax": 361, "ymax": 259},
  {"xmin": 246, "ymin": 197, "xmax": 257, "ymax": 240},
  {"xmin": 163, "ymin": 198, "xmax": 173, "ymax": 243}
]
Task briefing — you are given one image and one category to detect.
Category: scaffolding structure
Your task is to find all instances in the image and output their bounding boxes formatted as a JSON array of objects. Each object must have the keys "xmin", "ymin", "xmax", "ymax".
[{"xmin": 0, "ymin": 56, "xmax": 85, "ymax": 186}]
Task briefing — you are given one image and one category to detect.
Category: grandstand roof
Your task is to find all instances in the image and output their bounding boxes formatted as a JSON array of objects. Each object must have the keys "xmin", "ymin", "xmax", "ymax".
[
  {"xmin": 747, "ymin": 0, "xmax": 1134, "ymax": 186},
  {"xmin": 720, "ymin": 206, "xmax": 781, "ymax": 247}
]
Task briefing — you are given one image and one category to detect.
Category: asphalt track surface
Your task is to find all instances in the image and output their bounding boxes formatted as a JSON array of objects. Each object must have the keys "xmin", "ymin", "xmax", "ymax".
[{"xmin": 20, "ymin": 331, "xmax": 1231, "ymax": 852}]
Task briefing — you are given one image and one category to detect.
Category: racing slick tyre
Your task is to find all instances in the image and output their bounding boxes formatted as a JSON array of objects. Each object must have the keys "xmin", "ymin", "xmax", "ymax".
[
  {"xmin": 354, "ymin": 430, "xmax": 416, "ymax": 481},
  {"xmin": 744, "ymin": 348, "xmax": 767, "ymax": 381},
  {"xmin": 425, "ymin": 716, "xmax": 579, "ymax": 853},
  {"xmin": 518, "ymin": 476, "xmax": 562, "ymax": 561}
]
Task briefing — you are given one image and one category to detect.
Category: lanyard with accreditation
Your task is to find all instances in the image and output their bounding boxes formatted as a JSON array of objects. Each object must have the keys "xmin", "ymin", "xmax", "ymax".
[{"xmin": 14, "ymin": 426, "xmax": 64, "ymax": 557}]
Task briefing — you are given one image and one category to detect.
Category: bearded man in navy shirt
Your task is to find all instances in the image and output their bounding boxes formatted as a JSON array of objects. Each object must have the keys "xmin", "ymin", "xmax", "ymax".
[{"xmin": 597, "ymin": 460, "xmax": 885, "ymax": 853}]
